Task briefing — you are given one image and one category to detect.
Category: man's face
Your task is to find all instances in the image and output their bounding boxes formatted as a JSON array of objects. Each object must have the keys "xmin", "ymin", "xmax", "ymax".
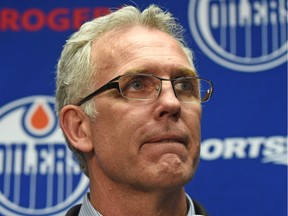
[{"xmin": 87, "ymin": 26, "xmax": 202, "ymax": 191}]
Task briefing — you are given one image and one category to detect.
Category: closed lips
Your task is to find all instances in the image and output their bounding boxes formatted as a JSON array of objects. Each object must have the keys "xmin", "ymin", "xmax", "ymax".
[{"xmin": 146, "ymin": 135, "xmax": 188, "ymax": 146}]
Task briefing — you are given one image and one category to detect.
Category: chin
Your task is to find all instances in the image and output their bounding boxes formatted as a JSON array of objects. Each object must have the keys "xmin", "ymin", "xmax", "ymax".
[
  {"xmin": 153, "ymin": 165, "xmax": 196, "ymax": 190},
  {"xmin": 158, "ymin": 154, "xmax": 197, "ymax": 181},
  {"xmin": 152, "ymin": 174, "xmax": 194, "ymax": 192}
]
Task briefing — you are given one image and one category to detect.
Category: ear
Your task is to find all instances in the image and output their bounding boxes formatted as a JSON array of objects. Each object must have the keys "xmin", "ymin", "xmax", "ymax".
[{"xmin": 59, "ymin": 105, "xmax": 93, "ymax": 153}]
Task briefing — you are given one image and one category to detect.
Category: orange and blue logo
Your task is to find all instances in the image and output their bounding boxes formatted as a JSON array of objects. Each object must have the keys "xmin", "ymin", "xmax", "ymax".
[{"xmin": 0, "ymin": 96, "xmax": 89, "ymax": 216}]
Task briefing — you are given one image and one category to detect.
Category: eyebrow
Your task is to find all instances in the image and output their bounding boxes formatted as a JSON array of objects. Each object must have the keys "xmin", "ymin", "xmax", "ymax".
[
  {"xmin": 176, "ymin": 68, "xmax": 198, "ymax": 77},
  {"xmin": 122, "ymin": 68, "xmax": 198, "ymax": 77},
  {"xmin": 123, "ymin": 68, "xmax": 149, "ymax": 75}
]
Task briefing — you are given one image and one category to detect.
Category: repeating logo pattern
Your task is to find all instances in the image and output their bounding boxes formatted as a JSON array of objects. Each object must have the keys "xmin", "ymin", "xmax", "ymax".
[
  {"xmin": 188, "ymin": 0, "xmax": 288, "ymax": 72},
  {"xmin": 200, "ymin": 136, "xmax": 287, "ymax": 165},
  {"xmin": 0, "ymin": 96, "xmax": 89, "ymax": 216}
]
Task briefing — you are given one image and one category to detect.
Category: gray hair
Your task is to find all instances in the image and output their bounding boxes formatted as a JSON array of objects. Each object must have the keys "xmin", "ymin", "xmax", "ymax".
[{"xmin": 55, "ymin": 4, "xmax": 194, "ymax": 176}]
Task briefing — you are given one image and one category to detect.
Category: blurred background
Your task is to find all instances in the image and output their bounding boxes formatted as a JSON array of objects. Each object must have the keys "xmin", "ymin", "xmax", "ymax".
[{"xmin": 0, "ymin": 0, "xmax": 287, "ymax": 215}]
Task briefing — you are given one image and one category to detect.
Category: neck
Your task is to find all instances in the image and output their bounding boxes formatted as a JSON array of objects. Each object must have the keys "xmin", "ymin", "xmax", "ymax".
[
  {"xmin": 87, "ymin": 159, "xmax": 188, "ymax": 216},
  {"xmin": 89, "ymin": 182, "xmax": 188, "ymax": 216}
]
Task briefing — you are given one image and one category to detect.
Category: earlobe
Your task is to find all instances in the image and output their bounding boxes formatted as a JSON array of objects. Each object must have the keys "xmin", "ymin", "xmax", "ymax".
[{"xmin": 59, "ymin": 105, "xmax": 93, "ymax": 153}]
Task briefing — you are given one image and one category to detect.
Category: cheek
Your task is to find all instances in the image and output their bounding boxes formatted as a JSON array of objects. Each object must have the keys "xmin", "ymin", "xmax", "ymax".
[
  {"xmin": 183, "ymin": 106, "xmax": 202, "ymax": 156},
  {"xmin": 88, "ymin": 108, "xmax": 144, "ymax": 179},
  {"xmin": 90, "ymin": 102, "xmax": 144, "ymax": 154},
  {"xmin": 184, "ymin": 105, "xmax": 202, "ymax": 133}
]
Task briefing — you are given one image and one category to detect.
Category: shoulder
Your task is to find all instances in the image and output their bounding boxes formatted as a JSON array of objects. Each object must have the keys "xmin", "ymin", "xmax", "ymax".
[{"xmin": 65, "ymin": 204, "xmax": 82, "ymax": 216}]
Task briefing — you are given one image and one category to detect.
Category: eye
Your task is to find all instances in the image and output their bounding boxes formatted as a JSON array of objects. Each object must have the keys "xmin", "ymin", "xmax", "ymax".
[
  {"xmin": 121, "ymin": 75, "xmax": 152, "ymax": 94},
  {"xmin": 126, "ymin": 78, "xmax": 145, "ymax": 91},
  {"xmin": 119, "ymin": 74, "xmax": 159, "ymax": 99},
  {"xmin": 177, "ymin": 80, "xmax": 193, "ymax": 91},
  {"xmin": 129, "ymin": 79, "xmax": 143, "ymax": 90},
  {"xmin": 174, "ymin": 77, "xmax": 200, "ymax": 100}
]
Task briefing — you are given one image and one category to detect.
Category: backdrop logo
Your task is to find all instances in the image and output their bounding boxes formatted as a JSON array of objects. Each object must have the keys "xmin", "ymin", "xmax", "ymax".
[
  {"xmin": 0, "ymin": 7, "xmax": 111, "ymax": 32},
  {"xmin": 200, "ymin": 136, "xmax": 287, "ymax": 165},
  {"xmin": 0, "ymin": 96, "xmax": 89, "ymax": 216},
  {"xmin": 188, "ymin": 0, "xmax": 288, "ymax": 72}
]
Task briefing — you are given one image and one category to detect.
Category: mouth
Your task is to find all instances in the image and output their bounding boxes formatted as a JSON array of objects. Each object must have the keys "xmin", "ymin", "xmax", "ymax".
[
  {"xmin": 145, "ymin": 135, "xmax": 188, "ymax": 146},
  {"xmin": 139, "ymin": 133, "xmax": 190, "ymax": 160}
]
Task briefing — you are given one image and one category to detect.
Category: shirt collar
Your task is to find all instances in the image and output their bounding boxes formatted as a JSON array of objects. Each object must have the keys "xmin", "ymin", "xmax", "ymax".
[
  {"xmin": 79, "ymin": 193, "xmax": 102, "ymax": 216},
  {"xmin": 79, "ymin": 193, "xmax": 199, "ymax": 216}
]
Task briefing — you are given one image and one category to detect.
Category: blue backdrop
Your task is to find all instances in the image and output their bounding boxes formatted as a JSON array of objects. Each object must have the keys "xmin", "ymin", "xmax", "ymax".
[{"xmin": 0, "ymin": 0, "xmax": 287, "ymax": 215}]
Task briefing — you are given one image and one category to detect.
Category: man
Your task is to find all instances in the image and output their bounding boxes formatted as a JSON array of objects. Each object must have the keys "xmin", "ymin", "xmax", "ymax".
[{"xmin": 56, "ymin": 4, "xmax": 213, "ymax": 216}]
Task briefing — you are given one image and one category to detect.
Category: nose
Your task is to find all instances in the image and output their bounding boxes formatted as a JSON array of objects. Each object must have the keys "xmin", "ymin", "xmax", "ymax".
[{"xmin": 153, "ymin": 81, "xmax": 181, "ymax": 121}]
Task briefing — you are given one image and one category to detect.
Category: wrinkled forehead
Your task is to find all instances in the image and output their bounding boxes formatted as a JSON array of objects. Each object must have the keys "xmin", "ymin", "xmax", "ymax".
[{"xmin": 90, "ymin": 26, "xmax": 194, "ymax": 85}]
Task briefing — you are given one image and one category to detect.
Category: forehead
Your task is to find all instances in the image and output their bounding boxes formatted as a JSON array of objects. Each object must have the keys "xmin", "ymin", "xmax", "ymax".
[{"xmin": 91, "ymin": 26, "xmax": 194, "ymax": 84}]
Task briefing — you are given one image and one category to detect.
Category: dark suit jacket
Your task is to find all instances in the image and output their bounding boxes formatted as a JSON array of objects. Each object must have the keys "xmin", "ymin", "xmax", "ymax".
[{"xmin": 65, "ymin": 199, "xmax": 209, "ymax": 216}]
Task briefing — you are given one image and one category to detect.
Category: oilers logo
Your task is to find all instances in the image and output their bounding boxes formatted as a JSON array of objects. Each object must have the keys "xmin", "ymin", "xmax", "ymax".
[
  {"xmin": 0, "ymin": 96, "xmax": 89, "ymax": 216},
  {"xmin": 188, "ymin": 0, "xmax": 288, "ymax": 72}
]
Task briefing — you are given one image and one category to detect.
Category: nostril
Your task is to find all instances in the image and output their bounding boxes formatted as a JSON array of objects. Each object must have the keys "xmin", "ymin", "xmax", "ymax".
[
  {"xmin": 173, "ymin": 108, "xmax": 181, "ymax": 119},
  {"xmin": 159, "ymin": 106, "xmax": 181, "ymax": 120}
]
